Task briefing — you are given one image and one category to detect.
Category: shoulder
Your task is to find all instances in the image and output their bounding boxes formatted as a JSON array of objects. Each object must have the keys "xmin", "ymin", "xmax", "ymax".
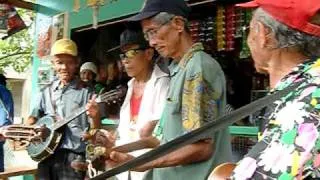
[{"xmin": 187, "ymin": 51, "xmax": 225, "ymax": 81}]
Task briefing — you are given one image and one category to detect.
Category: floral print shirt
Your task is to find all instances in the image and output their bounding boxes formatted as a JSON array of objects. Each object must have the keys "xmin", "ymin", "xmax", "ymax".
[{"xmin": 231, "ymin": 58, "xmax": 320, "ymax": 180}]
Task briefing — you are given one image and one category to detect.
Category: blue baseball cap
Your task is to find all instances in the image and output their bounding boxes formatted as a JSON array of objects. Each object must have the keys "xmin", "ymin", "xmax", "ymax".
[{"xmin": 127, "ymin": 0, "xmax": 191, "ymax": 22}]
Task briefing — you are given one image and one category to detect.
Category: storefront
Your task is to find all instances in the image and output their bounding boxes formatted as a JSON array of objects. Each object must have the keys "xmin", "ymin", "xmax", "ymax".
[{"xmin": 31, "ymin": 0, "xmax": 266, "ymax": 165}]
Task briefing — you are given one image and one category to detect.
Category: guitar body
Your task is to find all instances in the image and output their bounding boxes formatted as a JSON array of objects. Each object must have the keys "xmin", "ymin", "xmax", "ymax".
[
  {"xmin": 207, "ymin": 162, "xmax": 236, "ymax": 180},
  {"xmin": 26, "ymin": 116, "xmax": 62, "ymax": 162}
]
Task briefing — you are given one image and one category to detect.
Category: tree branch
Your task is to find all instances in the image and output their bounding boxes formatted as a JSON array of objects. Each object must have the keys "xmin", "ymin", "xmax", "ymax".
[{"xmin": 0, "ymin": 51, "xmax": 31, "ymax": 61}]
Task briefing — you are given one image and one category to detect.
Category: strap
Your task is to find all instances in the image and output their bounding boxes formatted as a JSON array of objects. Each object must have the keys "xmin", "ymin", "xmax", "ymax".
[{"xmin": 90, "ymin": 81, "xmax": 302, "ymax": 180}]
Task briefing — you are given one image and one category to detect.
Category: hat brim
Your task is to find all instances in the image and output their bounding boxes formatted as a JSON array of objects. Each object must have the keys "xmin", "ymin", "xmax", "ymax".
[
  {"xmin": 236, "ymin": 1, "xmax": 259, "ymax": 8},
  {"xmin": 126, "ymin": 11, "xmax": 159, "ymax": 22}
]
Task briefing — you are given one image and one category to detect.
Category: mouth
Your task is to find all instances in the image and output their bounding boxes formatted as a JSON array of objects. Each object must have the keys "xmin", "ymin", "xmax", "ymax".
[{"xmin": 60, "ymin": 72, "xmax": 70, "ymax": 78}]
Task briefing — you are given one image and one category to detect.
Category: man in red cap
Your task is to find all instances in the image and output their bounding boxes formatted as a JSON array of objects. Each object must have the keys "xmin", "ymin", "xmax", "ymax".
[{"xmin": 228, "ymin": 0, "xmax": 320, "ymax": 179}]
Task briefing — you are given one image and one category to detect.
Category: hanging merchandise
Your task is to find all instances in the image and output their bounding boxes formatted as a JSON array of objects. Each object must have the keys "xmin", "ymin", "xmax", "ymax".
[
  {"xmin": 216, "ymin": 6, "xmax": 226, "ymax": 51},
  {"xmin": 239, "ymin": 9, "xmax": 252, "ymax": 59},
  {"xmin": 225, "ymin": 5, "xmax": 236, "ymax": 51},
  {"xmin": 235, "ymin": 8, "xmax": 245, "ymax": 38},
  {"xmin": 73, "ymin": 0, "xmax": 81, "ymax": 12},
  {"xmin": 87, "ymin": 0, "xmax": 105, "ymax": 29},
  {"xmin": 0, "ymin": 4, "xmax": 9, "ymax": 38},
  {"xmin": 189, "ymin": 20, "xmax": 201, "ymax": 43}
]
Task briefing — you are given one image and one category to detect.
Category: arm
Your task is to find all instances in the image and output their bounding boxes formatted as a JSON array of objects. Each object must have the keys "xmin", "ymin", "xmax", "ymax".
[
  {"xmin": 26, "ymin": 116, "xmax": 37, "ymax": 125},
  {"xmin": 136, "ymin": 139, "xmax": 213, "ymax": 171},
  {"xmin": 86, "ymin": 95, "xmax": 101, "ymax": 129},
  {"xmin": 139, "ymin": 120, "xmax": 158, "ymax": 138},
  {"xmin": 25, "ymin": 89, "xmax": 48, "ymax": 125},
  {"xmin": 108, "ymin": 71, "xmax": 222, "ymax": 170},
  {"xmin": 107, "ymin": 139, "xmax": 213, "ymax": 171}
]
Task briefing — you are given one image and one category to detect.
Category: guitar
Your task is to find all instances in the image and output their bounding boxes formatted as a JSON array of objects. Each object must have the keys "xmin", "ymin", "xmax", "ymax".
[
  {"xmin": 2, "ymin": 87, "xmax": 126, "ymax": 162},
  {"xmin": 207, "ymin": 162, "xmax": 236, "ymax": 180},
  {"xmin": 70, "ymin": 133, "xmax": 160, "ymax": 176}
]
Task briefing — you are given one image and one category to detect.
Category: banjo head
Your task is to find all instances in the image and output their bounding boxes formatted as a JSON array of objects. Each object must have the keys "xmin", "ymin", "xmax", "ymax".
[{"xmin": 26, "ymin": 115, "xmax": 62, "ymax": 162}]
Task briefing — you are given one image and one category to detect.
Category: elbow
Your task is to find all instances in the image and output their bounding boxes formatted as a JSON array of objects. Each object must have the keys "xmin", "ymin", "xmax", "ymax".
[
  {"xmin": 197, "ymin": 140, "xmax": 214, "ymax": 161},
  {"xmin": 199, "ymin": 142, "xmax": 214, "ymax": 161}
]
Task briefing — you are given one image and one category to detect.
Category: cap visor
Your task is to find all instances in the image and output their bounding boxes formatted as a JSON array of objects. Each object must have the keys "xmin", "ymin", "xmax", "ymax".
[
  {"xmin": 126, "ymin": 11, "xmax": 159, "ymax": 22},
  {"xmin": 236, "ymin": 1, "xmax": 259, "ymax": 8}
]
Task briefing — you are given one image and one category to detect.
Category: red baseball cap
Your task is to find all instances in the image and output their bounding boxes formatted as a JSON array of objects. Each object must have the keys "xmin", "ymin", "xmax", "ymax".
[{"xmin": 236, "ymin": 0, "xmax": 320, "ymax": 37}]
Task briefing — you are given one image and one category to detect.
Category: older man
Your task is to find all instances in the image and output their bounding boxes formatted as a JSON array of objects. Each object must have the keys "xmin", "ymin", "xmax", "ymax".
[
  {"xmin": 105, "ymin": 0, "xmax": 232, "ymax": 179},
  {"xmin": 229, "ymin": 0, "xmax": 320, "ymax": 179},
  {"xmin": 27, "ymin": 39, "xmax": 100, "ymax": 180}
]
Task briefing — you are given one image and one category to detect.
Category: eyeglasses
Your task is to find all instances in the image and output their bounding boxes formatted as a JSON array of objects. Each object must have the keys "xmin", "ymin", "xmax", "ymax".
[
  {"xmin": 119, "ymin": 48, "xmax": 144, "ymax": 60},
  {"xmin": 143, "ymin": 17, "xmax": 174, "ymax": 41}
]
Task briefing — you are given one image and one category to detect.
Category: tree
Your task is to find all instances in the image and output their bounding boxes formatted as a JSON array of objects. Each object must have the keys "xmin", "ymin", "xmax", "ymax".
[{"xmin": 0, "ymin": 8, "xmax": 34, "ymax": 73}]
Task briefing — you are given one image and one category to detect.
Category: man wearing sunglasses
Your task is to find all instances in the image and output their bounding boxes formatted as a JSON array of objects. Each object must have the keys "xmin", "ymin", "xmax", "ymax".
[
  {"xmin": 104, "ymin": 0, "xmax": 232, "ymax": 179},
  {"xmin": 88, "ymin": 29, "xmax": 169, "ymax": 180}
]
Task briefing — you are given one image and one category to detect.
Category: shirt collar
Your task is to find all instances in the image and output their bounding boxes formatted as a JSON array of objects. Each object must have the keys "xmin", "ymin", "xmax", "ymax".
[
  {"xmin": 168, "ymin": 42, "xmax": 204, "ymax": 77},
  {"xmin": 52, "ymin": 78, "xmax": 79, "ymax": 91},
  {"xmin": 177, "ymin": 42, "xmax": 204, "ymax": 69},
  {"xmin": 127, "ymin": 65, "xmax": 168, "ymax": 87},
  {"xmin": 273, "ymin": 58, "xmax": 318, "ymax": 91}
]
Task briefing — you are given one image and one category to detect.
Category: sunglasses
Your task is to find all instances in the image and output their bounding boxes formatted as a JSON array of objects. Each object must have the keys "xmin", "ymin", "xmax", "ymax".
[{"xmin": 119, "ymin": 48, "xmax": 145, "ymax": 60}]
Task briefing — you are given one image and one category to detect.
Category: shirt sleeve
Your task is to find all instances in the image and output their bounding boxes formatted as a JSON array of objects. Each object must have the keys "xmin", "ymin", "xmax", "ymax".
[
  {"xmin": 29, "ymin": 91, "xmax": 45, "ymax": 118},
  {"xmin": 181, "ymin": 65, "xmax": 224, "ymax": 132},
  {"xmin": 149, "ymin": 77, "xmax": 170, "ymax": 121}
]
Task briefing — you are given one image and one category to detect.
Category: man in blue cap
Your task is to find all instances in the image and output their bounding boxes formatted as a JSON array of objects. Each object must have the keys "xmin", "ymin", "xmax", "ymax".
[{"xmin": 105, "ymin": 0, "xmax": 232, "ymax": 179}]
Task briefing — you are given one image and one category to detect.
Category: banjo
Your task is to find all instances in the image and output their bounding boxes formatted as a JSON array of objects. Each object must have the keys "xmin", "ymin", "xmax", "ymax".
[{"xmin": 2, "ymin": 87, "xmax": 126, "ymax": 162}]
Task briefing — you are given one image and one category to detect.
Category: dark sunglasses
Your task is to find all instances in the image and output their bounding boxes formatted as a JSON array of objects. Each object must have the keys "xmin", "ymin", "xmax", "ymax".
[{"xmin": 119, "ymin": 48, "xmax": 146, "ymax": 60}]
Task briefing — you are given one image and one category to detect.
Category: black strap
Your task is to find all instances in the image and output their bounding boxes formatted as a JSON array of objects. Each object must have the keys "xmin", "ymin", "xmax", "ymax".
[{"xmin": 90, "ymin": 81, "xmax": 302, "ymax": 180}]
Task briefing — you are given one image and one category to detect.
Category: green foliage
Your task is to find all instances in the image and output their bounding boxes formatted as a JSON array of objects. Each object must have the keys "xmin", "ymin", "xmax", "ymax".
[{"xmin": 0, "ymin": 9, "xmax": 35, "ymax": 73}]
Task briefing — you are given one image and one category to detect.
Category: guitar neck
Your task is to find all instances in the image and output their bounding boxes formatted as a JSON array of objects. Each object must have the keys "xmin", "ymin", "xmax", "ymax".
[
  {"xmin": 53, "ymin": 107, "xmax": 87, "ymax": 130},
  {"xmin": 52, "ymin": 87, "xmax": 126, "ymax": 131}
]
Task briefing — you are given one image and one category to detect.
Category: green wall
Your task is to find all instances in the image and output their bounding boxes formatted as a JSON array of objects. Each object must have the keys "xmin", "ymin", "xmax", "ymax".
[{"xmin": 30, "ymin": 0, "xmax": 144, "ymax": 107}]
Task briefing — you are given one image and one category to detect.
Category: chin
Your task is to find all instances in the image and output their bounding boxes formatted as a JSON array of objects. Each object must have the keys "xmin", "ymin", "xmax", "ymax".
[{"xmin": 255, "ymin": 67, "xmax": 268, "ymax": 74}]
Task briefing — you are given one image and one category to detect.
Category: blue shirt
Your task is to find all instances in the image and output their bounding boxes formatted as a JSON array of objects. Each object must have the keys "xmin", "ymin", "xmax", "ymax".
[
  {"xmin": 0, "ymin": 84, "xmax": 14, "ymax": 127},
  {"xmin": 30, "ymin": 79, "xmax": 92, "ymax": 153}
]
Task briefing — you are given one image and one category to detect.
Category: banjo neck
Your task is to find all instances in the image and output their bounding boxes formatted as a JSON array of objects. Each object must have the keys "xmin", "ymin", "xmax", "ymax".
[
  {"xmin": 53, "ymin": 86, "xmax": 126, "ymax": 131},
  {"xmin": 52, "ymin": 107, "xmax": 87, "ymax": 130}
]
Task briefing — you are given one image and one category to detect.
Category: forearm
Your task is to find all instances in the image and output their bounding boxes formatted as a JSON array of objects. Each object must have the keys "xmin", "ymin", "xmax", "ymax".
[
  {"xmin": 139, "ymin": 120, "xmax": 158, "ymax": 138},
  {"xmin": 134, "ymin": 139, "xmax": 213, "ymax": 171},
  {"xmin": 90, "ymin": 115, "xmax": 101, "ymax": 129}
]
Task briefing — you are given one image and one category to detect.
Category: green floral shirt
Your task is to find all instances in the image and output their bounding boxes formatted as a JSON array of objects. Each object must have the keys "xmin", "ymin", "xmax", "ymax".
[
  {"xmin": 231, "ymin": 58, "xmax": 320, "ymax": 180},
  {"xmin": 149, "ymin": 43, "xmax": 232, "ymax": 180}
]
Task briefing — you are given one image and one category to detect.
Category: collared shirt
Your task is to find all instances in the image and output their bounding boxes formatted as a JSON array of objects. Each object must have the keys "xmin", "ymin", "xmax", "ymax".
[
  {"xmin": 148, "ymin": 43, "xmax": 232, "ymax": 180},
  {"xmin": 30, "ymin": 79, "xmax": 92, "ymax": 153},
  {"xmin": 231, "ymin": 58, "xmax": 320, "ymax": 179},
  {"xmin": 0, "ymin": 84, "xmax": 13, "ymax": 126},
  {"xmin": 117, "ymin": 65, "xmax": 169, "ymax": 180}
]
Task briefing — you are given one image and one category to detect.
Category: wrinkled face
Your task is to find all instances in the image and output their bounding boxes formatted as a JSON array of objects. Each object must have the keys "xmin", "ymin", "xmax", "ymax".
[
  {"xmin": 120, "ymin": 44, "xmax": 153, "ymax": 78},
  {"xmin": 52, "ymin": 54, "xmax": 79, "ymax": 83},
  {"xmin": 80, "ymin": 69, "xmax": 95, "ymax": 82},
  {"xmin": 247, "ymin": 17, "xmax": 272, "ymax": 74},
  {"xmin": 141, "ymin": 16, "xmax": 182, "ymax": 58}
]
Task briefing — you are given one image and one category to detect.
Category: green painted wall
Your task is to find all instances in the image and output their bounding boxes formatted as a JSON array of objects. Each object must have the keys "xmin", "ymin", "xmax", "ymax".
[
  {"xmin": 30, "ymin": 0, "xmax": 144, "ymax": 107},
  {"xmin": 36, "ymin": 0, "xmax": 144, "ymax": 29}
]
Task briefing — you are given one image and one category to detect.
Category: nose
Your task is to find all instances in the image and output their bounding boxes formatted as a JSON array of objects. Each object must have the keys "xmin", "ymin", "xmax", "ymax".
[
  {"xmin": 148, "ymin": 36, "xmax": 157, "ymax": 48},
  {"xmin": 61, "ymin": 63, "xmax": 67, "ymax": 69}
]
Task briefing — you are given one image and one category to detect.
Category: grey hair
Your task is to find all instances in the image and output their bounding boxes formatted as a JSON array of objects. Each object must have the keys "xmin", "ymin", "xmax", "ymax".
[
  {"xmin": 152, "ymin": 12, "xmax": 190, "ymax": 32},
  {"xmin": 254, "ymin": 8, "xmax": 320, "ymax": 57}
]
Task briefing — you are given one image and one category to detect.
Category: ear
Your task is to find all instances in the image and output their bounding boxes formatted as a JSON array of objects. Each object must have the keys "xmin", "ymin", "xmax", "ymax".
[
  {"xmin": 75, "ymin": 57, "xmax": 80, "ymax": 67},
  {"xmin": 145, "ymin": 48, "xmax": 154, "ymax": 61},
  {"xmin": 256, "ymin": 21, "xmax": 275, "ymax": 49},
  {"xmin": 171, "ymin": 16, "xmax": 185, "ymax": 33}
]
